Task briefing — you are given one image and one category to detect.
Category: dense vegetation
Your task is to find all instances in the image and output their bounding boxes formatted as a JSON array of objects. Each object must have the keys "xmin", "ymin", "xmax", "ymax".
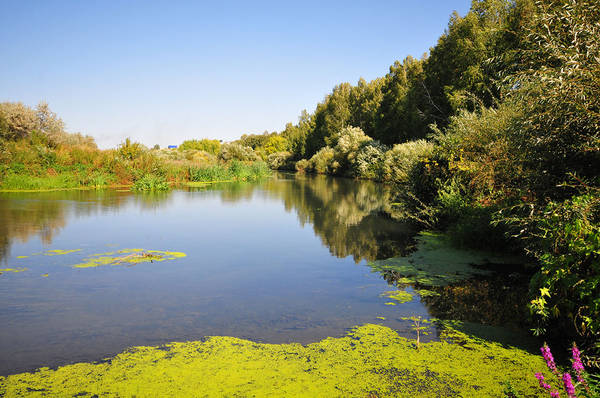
[
  {"xmin": 0, "ymin": 105, "xmax": 270, "ymax": 191},
  {"xmin": 1, "ymin": 0, "xmax": 598, "ymax": 373},
  {"xmin": 260, "ymin": 0, "xmax": 598, "ymax": 367}
]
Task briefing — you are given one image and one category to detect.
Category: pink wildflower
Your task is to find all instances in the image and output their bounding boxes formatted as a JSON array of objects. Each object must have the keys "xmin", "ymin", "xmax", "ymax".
[
  {"xmin": 541, "ymin": 344, "xmax": 558, "ymax": 374},
  {"xmin": 535, "ymin": 372, "xmax": 552, "ymax": 391},
  {"xmin": 562, "ymin": 373, "xmax": 576, "ymax": 398},
  {"xmin": 571, "ymin": 344, "xmax": 585, "ymax": 383},
  {"xmin": 550, "ymin": 391, "xmax": 560, "ymax": 398}
]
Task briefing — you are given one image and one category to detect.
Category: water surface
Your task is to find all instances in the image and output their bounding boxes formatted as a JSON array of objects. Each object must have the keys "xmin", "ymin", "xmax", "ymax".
[{"xmin": 0, "ymin": 173, "xmax": 532, "ymax": 375}]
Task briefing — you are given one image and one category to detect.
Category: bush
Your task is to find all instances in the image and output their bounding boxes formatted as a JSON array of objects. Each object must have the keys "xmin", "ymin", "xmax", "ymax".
[
  {"xmin": 218, "ymin": 143, "xmax": 259, "ymax": 162},
  {"xmin": 505, "ymin": 192, "xmax": 600, "ymax": 345},
  {"xmin": 352, "ymin": 141, "xmax": 386, "ymax": 179},
  {"xmin": 0, "ymin": 102, "xmax": 37, "ymax": 140},
  {"xmin": 267, "ymin": 151, "xmax": 293, "ymax": 170},
  {"xmin": 382, "ymin": 140, "xmax": 434, "ymax": 183},
  {"xmin": 118, "ymin": 138, "xmax": 145, "ymax": 160},
  {"xmin": 179, "ymin": 139, "xmax": 221, "ymax": 155},
  {"xmin": 132, "ymin": 174, "xmax": 170, "ymax": 191},
  {"xmin": 309, "ymin": 146, "xmax": 336, "ymax": 174},
  {"xmin": 263, "ymin": 136, "xmax": 288, "ymax": 156},
  {"xmin": 295, "ymin": 159, "xmax": 310, "ymax": 172}
]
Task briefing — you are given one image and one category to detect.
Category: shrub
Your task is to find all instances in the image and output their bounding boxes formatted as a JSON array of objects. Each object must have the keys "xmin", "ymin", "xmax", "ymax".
[
  {"xmin": 267, "ymin": 151, "xmax": 293, "ymax": 170},
  {"xmin": 295, "ymin": 159, "xmax": 310, "ymax": 172},
  {"xmin": 118, "ymin": 138, "xmax": 145, "ymax": 160},
  {"xmin": 383, "ymin": 140, "xmax": 434, "ymax": 183},
  {"xmin": 218, "ymin": 143, "xmax": 259, "ymax": 162},
  {"xmin": 504, "ymin": 192, "xmax": 600, "ymax": 345},
  {"xmin": 132, "ymin": 174, "xmax": 170, "ymax": 191},
  {"xmin": 352, "ymin": 141, "xmax": 386, "ymax": 179},
  {"xmin": 0, "ymin": 102, "xmax": 37, "ymax": 140},
  {"xmin": 309, "ymin": 146, "xmax": 336, "ymax": 174},
  {"xmin": 263, "ymin": 136, "xmax": 288, "ymax": 156},
  {"xmin": 179, "ymin": 139, "xmax": 221, "ymax": 155}
]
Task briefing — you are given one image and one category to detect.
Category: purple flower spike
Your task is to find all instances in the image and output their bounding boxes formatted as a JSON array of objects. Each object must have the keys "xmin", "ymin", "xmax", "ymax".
[
  {"xmin": 562, "ymin": 373, "xmax": 576, "ymax": 398},
  {"xmin": 571, "ymin": 344, "xmax": 585, "ymax": 383},
  {"xmin": 535, "ymin": 372, "xmax": 552, "ymax": 391},
  {"xmin": 541, "ymin": 344, "xmax": 558, "ymax": 373},
  {"xmin": 550, "ymin": 391, "xmax": 560, "ymax": 398}
]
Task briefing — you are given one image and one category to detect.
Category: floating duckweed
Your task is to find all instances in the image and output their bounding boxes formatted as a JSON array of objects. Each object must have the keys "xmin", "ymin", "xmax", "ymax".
[
  {"xmin": 44, "ymin": 249, "xmax": 82, "ymax": 256},
  {"xmin": 414, "ymin": 289, "xmax": 440, "ymax": 298},
  {"xmin": 16, "ymin": 256, "xmax": 28, "ymax": 259},
  {"xmin": 73, "ymin": 249, "xmax": 186, "ymax": 269},
  {"xmin": 0, "ymin": 324, "xmax": 550, "ymax": 397},
  {"xmin": 382, "ymin": 290, "xmax": 413, "ymax": 304},
  {"xmin": 0, "ymin": 267, "xmax": 27, "ymax": 275},
  {"xmin": 384, "ymin": 302, "xmax": 396, "ymax": 306},
  {"xmin": 41, "ymin": 273, "xmax": 49, "ymax": 277},
  {"xmin": 376, "ymin": 316, "xmax": 386, "ymax": 320},
  {"xmin": 368, "ymin": 233, "xmax": 522, "ymax": 287}
]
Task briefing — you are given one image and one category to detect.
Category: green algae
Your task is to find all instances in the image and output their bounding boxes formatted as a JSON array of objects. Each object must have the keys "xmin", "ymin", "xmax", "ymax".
[
  {"xmin": 384, "ymin": 302, "xmax": 397, "ymax": 306},
  {"xmin": 0, "ymin": 267, "xmax": 27, "ymax": 275},
  {"xmin": 0, "ymin": 323, "xmax": 551, "ymax": 397},
  {"xmin": 73, "ymin": 249, "xmax": 186, "ymax": 268},
  {"xmin": 43, "ymin": 249, "xmax": 82, "ymax": 256},
  {"xmin": 41, "ymin": 273, "xmax": 49, "ymax": 277},
  {"xmin": 414, "ymin": 289, "xmax": 440, "ymax": 298},
  {"xmin": 16, "ymin": 256, "xmax": 28, "ymax": 259},
  {"xmin": 382, "ymin": 290, "xmax": 413, "ymax": 304},
  {"xmin": 368, "ymin": 232, "xmax": 522, "ymax": 287},
  {"xmin": 376, "ymin": 316, "xmax": 386, "ymax": 320}
]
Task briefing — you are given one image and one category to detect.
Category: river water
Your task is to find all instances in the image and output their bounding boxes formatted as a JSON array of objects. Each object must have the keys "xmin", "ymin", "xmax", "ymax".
[{"xmin": 0, "ymin": 173, "xmax": 531, "ymax": 375}]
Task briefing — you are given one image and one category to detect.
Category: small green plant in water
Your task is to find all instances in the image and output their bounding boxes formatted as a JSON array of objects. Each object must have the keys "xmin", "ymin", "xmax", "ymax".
[{"xmin": 401, "ymin": 316, "xmax": 431, "ymax": 349}]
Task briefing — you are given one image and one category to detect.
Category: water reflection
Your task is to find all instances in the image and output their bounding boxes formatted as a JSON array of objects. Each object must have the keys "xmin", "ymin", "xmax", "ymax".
[
  {"xmin": 0, "ymin": 174, "xmax": 414, "ymax": 264},
  {"xmin": 0, "ymin": 175, "xmax": 534, "ymax": 375}
]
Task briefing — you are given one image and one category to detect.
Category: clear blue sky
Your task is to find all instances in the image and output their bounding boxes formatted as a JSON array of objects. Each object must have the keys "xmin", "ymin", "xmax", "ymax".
[{"xmin": 0, "ymin": 1, "xmax": 471, "ymax": 148}]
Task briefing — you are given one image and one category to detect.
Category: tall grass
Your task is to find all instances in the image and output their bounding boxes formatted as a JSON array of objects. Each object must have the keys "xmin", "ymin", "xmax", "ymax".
[
  {"xmin": 188, "ymin": 161, "xmax": 271, "ymax": 183},
  {"xmin": 132, "ymin": 174, "xmax": 170, "ymax": 191},
  {"xmin": 0, "ymin": 173, "xmax": 80, "ymax": 190}
]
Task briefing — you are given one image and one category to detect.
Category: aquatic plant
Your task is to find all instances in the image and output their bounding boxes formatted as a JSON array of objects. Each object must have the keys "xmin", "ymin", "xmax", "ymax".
[
  {"xmin": 381, "ymin": 290, "xmax": 412, "ymax": 304},
  {"xmin": 72, "ymin": 249, "xmax": 186, "ymax": 268},
  {"xmin": 368, "ymin": 232, "xmax": 518, "ymax": 287},
  {"xmin": 0, "ymin": 324, "xmax": 553, "ymax": 397},
  {"xmin": 0, "ymin": 267, "xmax": 27, "ymax": 275}
]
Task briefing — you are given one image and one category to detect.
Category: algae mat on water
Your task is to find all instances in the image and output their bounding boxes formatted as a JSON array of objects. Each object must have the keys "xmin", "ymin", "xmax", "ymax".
[
  {"xmin": 72, "ymin": 249, "xmax": 186, "ymax": 268},
  {"xmin": 368, "ymin": 232, "xmax": 524, "ymax": 287},
  {"xmin": 0, "ymin": 324, "xmax": 550, "ymax": 397}
]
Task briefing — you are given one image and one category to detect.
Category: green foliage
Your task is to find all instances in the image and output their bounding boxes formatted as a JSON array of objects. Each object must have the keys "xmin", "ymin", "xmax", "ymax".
[
  {"xmin": 352, "ymin": 141, "xmax": 387, "ymax": 180},
  {"xmin": 0, "ymin": 173, "xmax": 80, "ymax": 190},
  {"xmin": 179, "ymin": 139, "xmax": 221, "ymax": 155},
  {"xmin": 504, "ymin": 192, "xmax": 600, "ymax": 343},
  {"xmin": 132, "ymin": 174, "xmax": 170, "ymax": 191},
  {"xmin": 218, "ymin": 143, "xmax": 259, "ymax": 162},
  {"xmin": 382, "ymin": 139, "xmax": 434, "ymax": 184},
  {"xmin": 262, "ymin": 135, "xmax": 288, "ymax": 155},
  {"xmin": 308, "ymin": 146, "xmax": 336, "ymax": 174},
  {"xmin": 505, "ymin": 0, "xmax": 600, "ymax": 195},
  {"xmin": 188, "ymin": 161, "xmax": 271, "ymax": 183},
  {"xmin": 118, "ymin": 138, "xmax": 144, "ymax": 160},
  {"xmin": 266, "ymin": 151, "xmax": 293, "ymax": 170}
]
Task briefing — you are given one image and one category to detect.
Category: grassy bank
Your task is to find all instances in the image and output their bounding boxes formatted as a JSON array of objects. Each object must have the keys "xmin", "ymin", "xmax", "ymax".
[
  {"xmin": 0, "ymin": 134, "xmax": 271, "ymax": 192},
  {"xmin": 0, "ymin": 323, "xmax": 551, "ymax": 397}
]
